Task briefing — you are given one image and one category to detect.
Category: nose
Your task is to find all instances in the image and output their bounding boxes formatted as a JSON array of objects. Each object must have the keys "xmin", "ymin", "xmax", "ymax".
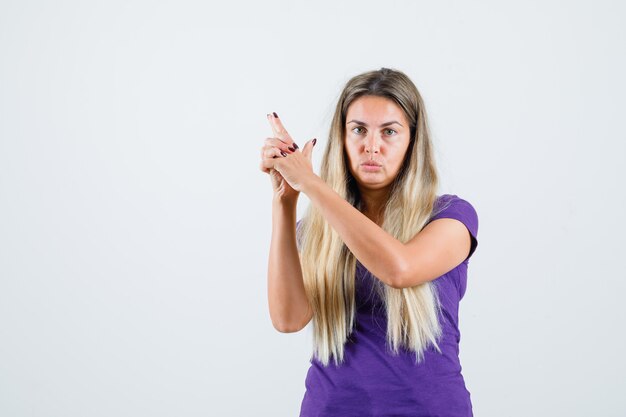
[{"xmin": 364, "ymin": 132, "xmax": 381, "ymax": 154}]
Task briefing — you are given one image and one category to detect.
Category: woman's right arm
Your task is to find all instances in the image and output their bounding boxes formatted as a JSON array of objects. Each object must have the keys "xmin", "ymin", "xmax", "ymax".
[{"xmin": 267, "ymin": 197, "xmax": 313, "ymax": 333}]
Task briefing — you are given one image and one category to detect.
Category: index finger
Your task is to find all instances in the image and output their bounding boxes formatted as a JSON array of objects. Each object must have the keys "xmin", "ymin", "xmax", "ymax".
[{"xmin": 267, "ymin": 112, "xmax": 293, "ymax": 143}]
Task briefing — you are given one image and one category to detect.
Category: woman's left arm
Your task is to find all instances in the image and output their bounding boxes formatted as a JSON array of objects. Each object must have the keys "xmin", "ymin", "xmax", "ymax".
[
  {"xmin": 302, "ymin": 176, "xmax": 406, "ymax": 288},
  {"xmin": 303, "ymin": 176, "xmax": 472, "ymax": 289}
]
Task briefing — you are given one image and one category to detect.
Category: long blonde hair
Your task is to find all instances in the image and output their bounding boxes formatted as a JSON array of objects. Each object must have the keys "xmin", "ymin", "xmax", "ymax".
[{"xmin": 298, "ymin": 67, "xmax": 449, "ymax": 366}]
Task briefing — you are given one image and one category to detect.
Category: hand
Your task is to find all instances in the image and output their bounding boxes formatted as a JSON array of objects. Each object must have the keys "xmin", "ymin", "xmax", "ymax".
[
  {"xmin": 259, "ymin": 113, "xmax": 300, "ymax": 201},
  {"xmin": 259, "ymin": 112, "xmax": 317, "ymax": 195}
]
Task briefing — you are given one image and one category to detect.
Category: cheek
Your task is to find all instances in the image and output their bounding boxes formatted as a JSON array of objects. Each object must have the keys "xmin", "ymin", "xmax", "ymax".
[{"xmin": 388, "ymin": 147, "xmax": 407, "ymax": 167}]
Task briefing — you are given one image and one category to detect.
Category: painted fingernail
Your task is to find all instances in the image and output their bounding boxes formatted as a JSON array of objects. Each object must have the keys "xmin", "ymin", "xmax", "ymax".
[
  {"xmin": 273, "ymin": 112, "xmax": 279, "ymax": 118},
  {"xmin": 288, "ymin": 146, "xmax": 295, "ymax": 152},
  {"xmin": 293, "ymin": 143, "xmax": 299, "ymax": 150},
  {"xmin": 312, "ymin": 138, "xmax": 317, "ymax": 146},
  {"xmin": 281, "ymin": 151, "xmax": 287, "ymax": 157}
]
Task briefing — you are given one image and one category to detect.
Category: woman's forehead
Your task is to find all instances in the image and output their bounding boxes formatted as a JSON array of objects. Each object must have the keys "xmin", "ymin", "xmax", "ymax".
[{"xmin": 346, "ymin": 96, "xmax": 408, "ymax": 125}]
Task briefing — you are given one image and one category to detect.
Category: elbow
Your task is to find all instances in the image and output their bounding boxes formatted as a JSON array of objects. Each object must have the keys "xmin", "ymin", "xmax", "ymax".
[
  {"xmin": 389, "ymin": 261, "xmax": 423, "ymax": 289},
  {"xmin": 386, "ymin": 257, "xmax": 408, "ymax": 289},
  {"xmin": 270, "ymin": 307, "xmax": 313, "ymax": 333},
  {"xmin": 388, "ymin": 275, "xmax": 405, "ymax": 290},
  {"xmin": 387, "ymin": 267, "xmax": 406, "ymax": 289},
  {"xmin": 272, "ymin": 321, "xmax": 305, "ymax": 333},
  {"xmin": 273, "ymin": 315, "xmax": 312, "ymax": 333},
  {"xmin": 272, "ymin": 314, "xmax": 310, "ymax": 333}
]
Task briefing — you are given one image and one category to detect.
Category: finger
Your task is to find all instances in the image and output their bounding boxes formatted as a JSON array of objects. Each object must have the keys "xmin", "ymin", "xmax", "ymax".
[
  {"xmin": 259, "ymin": 146, "xmax": 287, "ymax": 174},
  {"xmin": 263, "ymin": 146, "xmax": 286, "ymax": 160},
  {"xmin": 301, "ymin": 137, "xmax": 317, "ymax": 160},
  {"xmin": 264, "ymin": 137, "xmax": 296, "ymax": 153},
  {"xmin": 261, "ymin": 155, "xmax": 281, "ymax": 171},
  {"xmin": 260, "ymin": 145, "xmax": 290, "ymax": 162},
  {"xmin": 267, "ymin": 112, "xmax": 290, "ymax": 137},
  {"xmin": 260, "ymin": 144, "xmax": 280, "ymax": 159},
  {"xmin": 266, "ymin": 112, "xmax": 295, "ymax": 146},
  {"xmin": 260, "ymin": 164, "xmax": 278, "ymax": 175}
]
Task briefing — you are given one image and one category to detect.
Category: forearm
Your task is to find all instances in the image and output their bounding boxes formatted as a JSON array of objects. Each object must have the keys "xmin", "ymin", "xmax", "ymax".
[
  {"xmin": 302, "ymin": 176, "xmax": 405, "ymax": 288},
  {"xmin": 267, "ymin": 197, "xmax": 312, "ymax": 332}
]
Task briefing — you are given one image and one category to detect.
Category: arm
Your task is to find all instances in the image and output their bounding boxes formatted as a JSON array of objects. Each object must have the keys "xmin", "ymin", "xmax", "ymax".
[
  {"xmin": 302, "ymin": 176, "xmax": 406, "ymax": 288},
  {"xmin": 267, "ymin": 197, "xmax": 313, "ymax": 333},
  {"xmin": 301, "ymin": 177, "xmax": 472, "ymax": 289}
]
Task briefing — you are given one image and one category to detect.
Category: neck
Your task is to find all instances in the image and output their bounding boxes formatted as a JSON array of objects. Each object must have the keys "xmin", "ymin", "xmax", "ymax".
[{"xmin": 360, "ymin": 187, "xmax": 390, "ymax": 221}]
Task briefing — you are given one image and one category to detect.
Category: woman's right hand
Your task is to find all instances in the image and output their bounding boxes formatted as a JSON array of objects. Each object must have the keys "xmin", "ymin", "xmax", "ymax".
[{"xmin": 259, "ymin": 136, "xmax": 300, "ymax": 202}]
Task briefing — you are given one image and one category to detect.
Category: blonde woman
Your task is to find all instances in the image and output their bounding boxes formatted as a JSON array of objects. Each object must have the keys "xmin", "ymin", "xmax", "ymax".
[{"xmin": 260, "ymin": 67, "xmax": 479, "ymax": 417}]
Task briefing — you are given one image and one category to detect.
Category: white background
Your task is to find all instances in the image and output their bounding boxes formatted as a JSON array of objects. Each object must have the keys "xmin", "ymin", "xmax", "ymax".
[{"xmin": 1, "ymin": 1, "xmax": 624, "ymax": 416}]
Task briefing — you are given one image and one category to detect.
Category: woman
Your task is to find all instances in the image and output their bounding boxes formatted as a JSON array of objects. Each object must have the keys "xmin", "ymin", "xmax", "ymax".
[{"xmin": 260, "ymin": 67, "xmax": 479, "ymax": 417}]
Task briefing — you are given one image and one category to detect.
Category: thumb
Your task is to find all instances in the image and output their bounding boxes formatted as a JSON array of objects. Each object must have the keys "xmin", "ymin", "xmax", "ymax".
[{"xmin": 302, "ymin": 137, "xmax": 317, "ymax": 160}]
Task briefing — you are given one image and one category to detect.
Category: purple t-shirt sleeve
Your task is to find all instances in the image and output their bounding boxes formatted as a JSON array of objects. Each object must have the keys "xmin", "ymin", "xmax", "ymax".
[{"xmin": 429, "ymin": 194, "xmax": 479, "ymax": 263}]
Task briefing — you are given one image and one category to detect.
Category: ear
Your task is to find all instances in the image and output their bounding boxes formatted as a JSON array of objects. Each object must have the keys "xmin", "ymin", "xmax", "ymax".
[{"xmin": 302, "ymin": 138, "xmax": 317, "ymax": 161}]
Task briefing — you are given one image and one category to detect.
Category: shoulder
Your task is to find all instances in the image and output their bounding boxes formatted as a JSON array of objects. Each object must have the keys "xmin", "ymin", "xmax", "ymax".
[
  {"xmin": 432, "ymin": 194, "xmax": 478, "ymax": 227},
  {"xmin": 433, "ymin": 193, "xmax": 476, "ymax": 211},
  {"xmin": 430, "ymin": 194, "xmax": 479, "ymax": 257}
]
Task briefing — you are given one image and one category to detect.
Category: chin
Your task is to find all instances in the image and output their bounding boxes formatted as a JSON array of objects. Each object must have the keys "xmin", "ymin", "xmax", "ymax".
[{"xmin": 356, "ymin": 177, "xmax": 386, "ymax": 186}]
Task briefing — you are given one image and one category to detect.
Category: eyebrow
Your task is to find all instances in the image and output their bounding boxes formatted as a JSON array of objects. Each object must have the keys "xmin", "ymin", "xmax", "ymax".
[{"xmin": 346, "ymin": 119, "xmax": 403, "ymax": 127}]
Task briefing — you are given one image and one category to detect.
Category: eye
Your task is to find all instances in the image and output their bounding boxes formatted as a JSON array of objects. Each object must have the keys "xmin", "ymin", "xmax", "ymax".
[
  {"xmin": 352, "ymin": 126, "xmax": 366, "ymax": 134},
  {"xmin": 384, "ymin": 128, "xmax": 397, "ymax": 135}
]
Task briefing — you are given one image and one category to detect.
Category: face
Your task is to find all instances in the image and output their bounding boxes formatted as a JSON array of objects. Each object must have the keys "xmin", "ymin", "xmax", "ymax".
[{"xmin": 344, "ymin": 95, "xmax": 411, "ymax": 193}]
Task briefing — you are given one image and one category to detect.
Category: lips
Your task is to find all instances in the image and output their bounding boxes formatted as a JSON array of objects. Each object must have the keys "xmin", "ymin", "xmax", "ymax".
[{"xmin": 362, "ymin": 162, "xmax": 382, "ymax": 167}]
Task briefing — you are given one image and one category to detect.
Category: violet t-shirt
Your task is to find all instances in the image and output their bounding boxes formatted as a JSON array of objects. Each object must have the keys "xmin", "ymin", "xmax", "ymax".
[{"xmin": 296, "ymin": 194, "xmax": 479, "ymax": 417}]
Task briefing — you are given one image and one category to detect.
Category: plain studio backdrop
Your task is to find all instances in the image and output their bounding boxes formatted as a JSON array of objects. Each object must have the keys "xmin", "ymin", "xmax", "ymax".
[{"xmin": 1, "ymin": 0, "xmax": 624, "ymax": 416}]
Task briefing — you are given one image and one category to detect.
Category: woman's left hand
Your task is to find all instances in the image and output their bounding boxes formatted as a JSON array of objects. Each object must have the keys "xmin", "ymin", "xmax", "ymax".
[{"xmin": 262, "ymin": 112, "xmax": 318, "ymax": 193}]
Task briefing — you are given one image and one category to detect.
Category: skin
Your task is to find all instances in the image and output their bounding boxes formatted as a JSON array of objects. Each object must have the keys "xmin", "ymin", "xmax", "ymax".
[{"xmin": 343, "ymin": 95, "xmax": 411, "ymax": 224}]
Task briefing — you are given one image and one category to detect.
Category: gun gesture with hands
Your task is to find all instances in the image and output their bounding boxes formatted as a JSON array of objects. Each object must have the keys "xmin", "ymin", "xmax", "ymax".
[{"xmin": 259, "ymin": 112, "xmax": 317, "ymax": 201}]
